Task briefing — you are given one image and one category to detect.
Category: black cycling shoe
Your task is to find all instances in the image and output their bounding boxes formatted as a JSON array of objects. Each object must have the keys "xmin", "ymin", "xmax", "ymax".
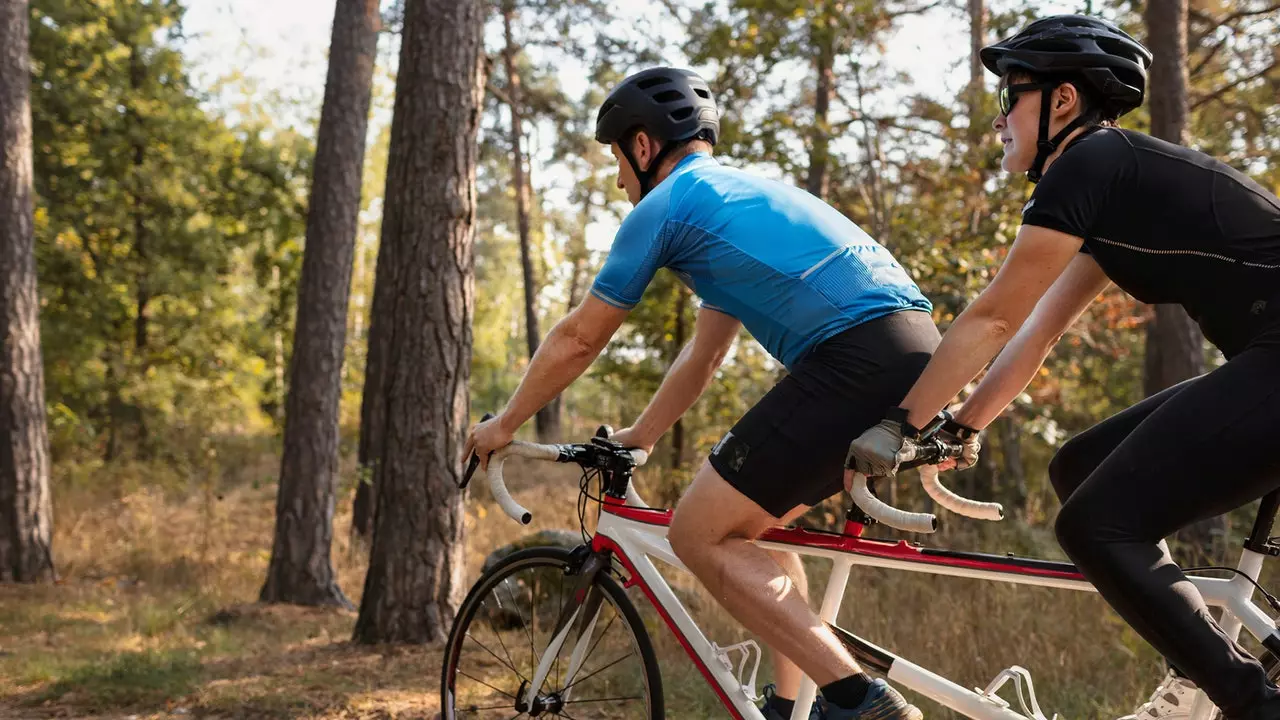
[{"xmin": 760, "ymin": 683, "xmax": 824, "ymax": 720}]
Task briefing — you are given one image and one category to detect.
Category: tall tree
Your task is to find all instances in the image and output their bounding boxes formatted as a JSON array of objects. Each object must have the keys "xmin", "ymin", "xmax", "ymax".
[
  {"xmin": 500, "ymin": 0, "xmax": 560, "ymax": 442},
  {"xmin": 806, "ymin": 4, "xmax": 836, "ymax": 199},
  {"xmin": 353, "ymin": 0, "xmax": 484, "ymax": 644},
  {"xmin": 669, "ymin": 286, "xmax": 691, "ymax": 470},
  {"xmin": 967, "ymin": 0, "xmax": 986, "ymax": 147},
  {"xmin": 0, "ymin": 0, "xmax": 55, "ymax": 583},
  {"xmin": 261, "ymin": 0, "xmax": 379, "ymax": 607},
  {"xmin": 1146, "ymin": 0, "xmax": 1221, "ymax": 561},
  {"xmin": 1143, "ymin": 0, "xmax": 1204, "ymax": 398}
]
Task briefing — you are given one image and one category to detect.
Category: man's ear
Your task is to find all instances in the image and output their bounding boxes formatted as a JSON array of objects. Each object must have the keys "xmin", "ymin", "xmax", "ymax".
[{"xmin": 633, "ymin": 131, "xmax": 653, "ymax": 170}]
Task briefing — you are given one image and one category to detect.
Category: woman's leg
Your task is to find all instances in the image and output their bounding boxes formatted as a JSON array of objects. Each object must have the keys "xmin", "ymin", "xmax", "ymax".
[
  {"xmin": 1054, "ymin": 345, "xmax": 1280, "ymax": 718},
  {"xmin": 1047, "ymin": 377, "xmax": 1196, "ymax": 501}
]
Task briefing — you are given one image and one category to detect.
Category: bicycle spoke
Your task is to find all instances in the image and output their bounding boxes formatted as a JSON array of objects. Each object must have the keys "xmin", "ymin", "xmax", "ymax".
[
  {"xmin": 450, "ymin": 555, "xmax": 651, "ymax": 720},
  {"xmin": 456, "ymin": 669, "xmax": 517, "ymax": 700},
  {"xmin": 479, "ymin": 597, "xmax": 527, "ymax": 682},
  {"xmin": 559, "ymin": 605, "xmax": 618, "ymax": 688},
  {"xmin": 562, "ymin": 694, "xmax": 645, "ymax": 704},
  {"xmin": 464, "ymin": 631, "xmax": 527, "ymax": 683},
  {"xmin": 554, "ymin": 571, "xmax": 563, "ymax": 689},
  {"xmin": 465, "ymin": 701, "xmax": 524, "ymax": 711},
  {"xmin": 499, "ymin": 577, "xmax": 538, "ymax": 676},
  {"xmin": 560, "ymin": 650, "xmax": 637, "ymax": 694}
]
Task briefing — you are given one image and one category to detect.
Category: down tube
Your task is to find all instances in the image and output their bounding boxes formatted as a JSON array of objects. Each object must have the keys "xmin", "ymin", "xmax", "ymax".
[{"xmin": 598, "ymin": 520, "xmax": 767, "ymax": 720}]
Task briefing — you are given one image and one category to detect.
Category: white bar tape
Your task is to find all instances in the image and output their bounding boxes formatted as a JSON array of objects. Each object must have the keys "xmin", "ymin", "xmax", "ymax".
[
  {"xmin": 485, "ymin": 441, "xmax": 562, "ymax": 524},
  {"xmin": 484, "ymin": 441, "xmax": 649, "ymax": 524},
  {"xmin": 849, "ymin": 472, "xmax": 937, "ymax": 534},
  {"xmin": 918, "ymin": 465, "xmax": 1004, "ymax": 522}
]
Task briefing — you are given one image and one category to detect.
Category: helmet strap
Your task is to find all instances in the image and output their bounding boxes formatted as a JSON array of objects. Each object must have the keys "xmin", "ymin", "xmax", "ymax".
[
  {"xmin": 1027, "ymin": 87, "xmax": 1090, "ymax": 183},
  {"xmin": 621, "ymin": 134, "xmax": 685, "ymax": 199}
]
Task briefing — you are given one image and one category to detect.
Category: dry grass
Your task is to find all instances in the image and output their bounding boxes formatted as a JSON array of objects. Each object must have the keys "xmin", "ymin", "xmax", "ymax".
[{"xmin": 0, "ymin": 447, "xmax": 1238, "ymax": 718}]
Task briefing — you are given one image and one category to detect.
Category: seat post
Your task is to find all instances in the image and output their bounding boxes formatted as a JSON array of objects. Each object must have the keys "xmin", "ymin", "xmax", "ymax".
[
  {"xmin": 1244, "ymin": 490, "xmax": 1280, "ymax": 557},
  {"xmin": 791, "ymin": 556, "xmax": 856, "ymax": 720}
]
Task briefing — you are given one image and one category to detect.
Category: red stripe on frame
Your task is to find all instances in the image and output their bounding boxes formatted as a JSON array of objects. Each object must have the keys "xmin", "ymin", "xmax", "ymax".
[
  {"xmin": 591, "ymin": 534, "xmax": 749, "ymax": 720},
  {"xmin": 600, "ymin": 501, "xmax": 1084, "ymax": 582}
]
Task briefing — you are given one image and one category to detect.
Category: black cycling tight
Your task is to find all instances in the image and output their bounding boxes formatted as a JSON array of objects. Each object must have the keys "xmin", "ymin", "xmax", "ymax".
[{"xmin": 1050, "ymin": 329, "xmax": 1280, "ymax": 719}]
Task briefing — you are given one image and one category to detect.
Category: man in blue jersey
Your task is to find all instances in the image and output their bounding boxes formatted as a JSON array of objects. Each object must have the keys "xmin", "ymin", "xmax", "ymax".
[{"xmin": 464, "ymin": 68, "xmax": 937, "ymax": 720}]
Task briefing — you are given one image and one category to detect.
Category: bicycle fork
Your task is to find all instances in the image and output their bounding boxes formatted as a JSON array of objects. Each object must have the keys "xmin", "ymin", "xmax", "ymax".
[{"xmin": 522, "ymin": 548, "xmax": 610, "ymax": 710}]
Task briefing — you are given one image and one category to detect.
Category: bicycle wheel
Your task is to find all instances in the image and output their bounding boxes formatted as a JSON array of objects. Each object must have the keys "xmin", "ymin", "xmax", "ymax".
[{"xmin": 442, "ymin": 546, "xmax": 664, "ymax": 720}]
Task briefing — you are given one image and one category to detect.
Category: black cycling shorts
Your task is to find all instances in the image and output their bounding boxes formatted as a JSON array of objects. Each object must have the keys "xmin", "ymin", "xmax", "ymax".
[{"xmin": 708, "ymin": 310, "xmax": 940, "ymax": 518}]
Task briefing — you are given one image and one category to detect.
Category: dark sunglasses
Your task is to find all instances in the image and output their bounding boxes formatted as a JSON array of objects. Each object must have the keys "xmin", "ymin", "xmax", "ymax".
[{"xmin": 998, "ymin": 82, "xmax": 1057, "ymax": 116}]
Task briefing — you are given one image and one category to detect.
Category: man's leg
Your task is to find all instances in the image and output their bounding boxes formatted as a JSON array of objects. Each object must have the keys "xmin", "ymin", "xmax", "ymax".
[
  {"xmin": 764, "ymin": 511, "xmax": 812, "ymax": 701},
  {"xmin": 669, "ymin": 463, "xmax": 861, "ymax": 687}
]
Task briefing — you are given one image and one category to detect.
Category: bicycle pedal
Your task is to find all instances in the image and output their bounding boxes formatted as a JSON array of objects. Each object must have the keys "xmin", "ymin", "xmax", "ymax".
[
  {"xmin": 712, "ymin": 640, "xmax": 762, "ymax": 702},
  {"xmin": 975, "ymin": 666, "xmax": 1058, "ymax": 720}
]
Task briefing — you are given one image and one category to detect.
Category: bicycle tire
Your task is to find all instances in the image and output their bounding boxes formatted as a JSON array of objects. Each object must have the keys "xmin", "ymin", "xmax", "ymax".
[{"xmin": 441, "ymin": 546, "xmax": 664, "ymax": 720}]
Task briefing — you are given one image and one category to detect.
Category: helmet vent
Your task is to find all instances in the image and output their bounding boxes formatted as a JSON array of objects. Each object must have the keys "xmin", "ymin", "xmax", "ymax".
[
  {"xmin": 653, "ymin": 89, "xmax": 685, "ymax": 103},
  {"xmin": 1035, "ymin": 38, "xmax": 1086, "ymax": 52},
  {"xmin": 669, "ymin": 106, "xmax": 694, "ymax": 121},
  {"xmin": 636, "ymin": 76, "xmax": 671, "ymax": 90},
  {"xmin": 693, "ymin": 88, "xmax": 710, "ymax": 99}
]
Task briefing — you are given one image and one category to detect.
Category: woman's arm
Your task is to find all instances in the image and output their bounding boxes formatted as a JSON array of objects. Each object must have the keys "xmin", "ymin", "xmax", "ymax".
[
  {"xmin": 952, "ymin": 253, "xmax": 1110, "ymax": 429},
  {"xmin": 900, "ymin": 224, "xmax": 1086, "ymax": 430}
]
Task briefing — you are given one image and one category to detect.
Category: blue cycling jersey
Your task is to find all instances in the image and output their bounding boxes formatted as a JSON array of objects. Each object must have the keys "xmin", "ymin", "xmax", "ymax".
[{"xmin": 590, "ymin": 153, "xmax": 932, "ymax": 369}]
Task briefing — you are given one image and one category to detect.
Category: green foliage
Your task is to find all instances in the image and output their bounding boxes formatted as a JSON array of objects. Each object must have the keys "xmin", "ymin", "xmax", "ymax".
[
  {"xmin": 29, "ymin": 0, "xmax": 310, "ymax": 457},
  {"xmin": 25, "ymin": 0, "xmax": 1280, "ymax": 532}
]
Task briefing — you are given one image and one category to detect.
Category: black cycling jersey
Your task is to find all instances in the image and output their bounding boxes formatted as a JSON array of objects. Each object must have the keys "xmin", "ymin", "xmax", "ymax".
[{"xmin": 1022, "ymin": 127, "xmax": 1280, "ymax": 357}]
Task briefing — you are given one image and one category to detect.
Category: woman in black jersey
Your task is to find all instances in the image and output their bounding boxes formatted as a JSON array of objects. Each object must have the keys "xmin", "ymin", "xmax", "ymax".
[{"xmin": 846, "ymin": 14, "xmax": 1280, "ymax": 720}]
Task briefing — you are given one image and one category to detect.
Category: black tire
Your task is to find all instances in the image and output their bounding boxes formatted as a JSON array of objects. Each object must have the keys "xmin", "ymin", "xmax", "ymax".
[{"xmin": 442, "ymin": 546, "xmax": 664, "ymax": 720}]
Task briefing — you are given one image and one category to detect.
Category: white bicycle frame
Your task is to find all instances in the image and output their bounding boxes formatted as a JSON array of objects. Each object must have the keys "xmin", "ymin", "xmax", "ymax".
[
  {"xmin": 484, "ymin": 442, "xmax": 1280, "ymax": 720},
  {"xmin": 598, "ymin": 510, "xmax": 1276, "ymax": 720}
]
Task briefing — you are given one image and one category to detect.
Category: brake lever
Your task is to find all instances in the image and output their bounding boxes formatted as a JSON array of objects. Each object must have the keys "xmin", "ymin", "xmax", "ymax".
[{"xmin": 460, "ymin": 412, "xmax": 496, "ymax": 490}]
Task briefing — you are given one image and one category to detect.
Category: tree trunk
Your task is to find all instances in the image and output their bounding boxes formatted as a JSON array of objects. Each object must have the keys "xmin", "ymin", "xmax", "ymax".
[
  {"xmin": 0, "ymin": 0, "xmax": 55, "ymax": 583},
  {"xmin": 997, "ymin": 416, "xmax": 1026, "ymax": 518},
  {"xmin": 670, "ymin": 286, "xmax": 690, "ymax": 470},
  {"xmin": 1144, "ymin": 0, "xmax": 1218, "ymax": 561},
  {"xmin": 352, "ymin": 254, "xmax": 390, "ymax": 543},
  {"xmin": 967, "ymin": 0, "xmax": 986, "ymax": 147},
  {"xmin": 501, "ymin": 2, "xmax": 559, "ymax": 442},
  {"xmin": 1142, "ymin": 0, "xmax": 1202, "ymax": 399},
  {"xmin": 806, "ymin": 5, "xmax": 834, "ymax": 199},
  {"xmin": 261, "ymin": 0, "xmax": 379, "ymax": 608},
  {"xmin": 565, "ymin": 189, "xmax": 592, "ymax": 310},
  {"xmin": 128, "ymin": 37, "xmax": 150, "ymax": 452},
  {"xmin": 852, "ymin": 62, "xmax": 887, "ymax": 239},
  {"xmin": 352, "ymin": 0, "xmax": 483, "ymax": 644}
]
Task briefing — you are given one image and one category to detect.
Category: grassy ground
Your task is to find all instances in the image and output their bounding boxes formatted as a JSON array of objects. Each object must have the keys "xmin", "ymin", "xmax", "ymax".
[{"xmin": 0, "ymin": 448, "xmax": 1216, "ymax": 719}]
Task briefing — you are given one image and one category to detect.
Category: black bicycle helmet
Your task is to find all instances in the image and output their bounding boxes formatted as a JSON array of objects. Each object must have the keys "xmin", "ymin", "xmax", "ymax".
[
  {"xmin": 595, "ymin": 67, "xmax": 719, "ymax": 198},
  {"xmin": 981, "ymin": 15, "xmax": 1153, "ymax": 182}
]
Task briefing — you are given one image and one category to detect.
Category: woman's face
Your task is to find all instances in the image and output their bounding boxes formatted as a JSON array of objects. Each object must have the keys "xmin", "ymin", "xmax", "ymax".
[{"xmin": 992, "ymin": 80, "xmax": 1045, "ymax": 174}]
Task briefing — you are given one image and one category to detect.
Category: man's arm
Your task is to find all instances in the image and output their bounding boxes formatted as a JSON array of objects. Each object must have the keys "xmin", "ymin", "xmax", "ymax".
[
  {"xmin": 612, "ymin": 307, "xmax": 741, "ymax": 452},
  {"xmin": 465, "ymin": 295, "xmax": 628, "ymax": 467},
  {"xmin": 952, "ymin": 253, "xmax": 1110, "ymax": 430}
]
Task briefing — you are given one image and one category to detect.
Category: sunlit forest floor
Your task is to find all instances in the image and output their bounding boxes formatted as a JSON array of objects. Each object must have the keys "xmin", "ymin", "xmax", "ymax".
[{"xmin": 0, "ymin": 442, "xmax": 1248, "ymax": 718}]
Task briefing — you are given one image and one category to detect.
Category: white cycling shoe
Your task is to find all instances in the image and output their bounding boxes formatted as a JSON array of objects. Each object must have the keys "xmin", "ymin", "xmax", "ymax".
[{"xmin": 1121, "ymin": 671, "xmax": 1200, "ymax": 720}]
